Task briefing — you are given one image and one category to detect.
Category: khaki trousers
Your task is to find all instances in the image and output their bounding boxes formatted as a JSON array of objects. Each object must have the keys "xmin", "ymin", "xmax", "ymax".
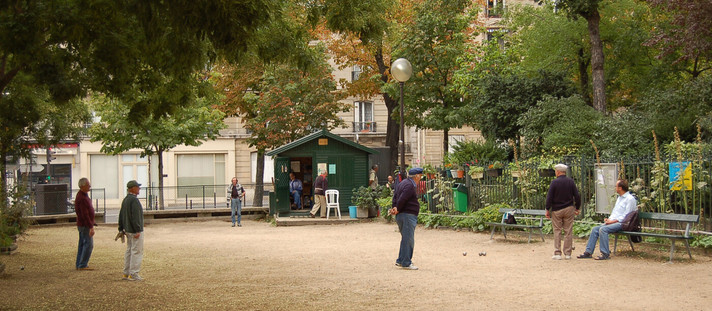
[
  {"xmin": 551, "ymin": 206, "xmax": 576, "ymax": 256},
  {"xmin": 310, "ymin": 194, "xmax": 327, "ymax": 217}
]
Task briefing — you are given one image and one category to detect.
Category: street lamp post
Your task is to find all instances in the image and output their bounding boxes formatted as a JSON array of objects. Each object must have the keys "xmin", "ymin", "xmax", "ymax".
[{"xmin": 391, "ymin": 58, "xmax": 412, "ymax": 180}]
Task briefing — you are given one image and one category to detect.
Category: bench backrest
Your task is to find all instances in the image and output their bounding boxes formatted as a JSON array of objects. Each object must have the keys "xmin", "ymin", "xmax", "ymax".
[
  {"xmin": 498, "ymin": 208, "xmax": 547, "ymax": 216},
  {"xmin": 638, "ymin": 212, "xmax": 699, "ymax": 237},
  {"xmin": 638, "ymin": 212, "xmax": 699, "ymax": 223}
]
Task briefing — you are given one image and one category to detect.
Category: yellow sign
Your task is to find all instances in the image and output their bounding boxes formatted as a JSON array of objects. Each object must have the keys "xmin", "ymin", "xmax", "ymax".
[
  {"xmin": 318, "ymin": 138, "xmax": 328, "ymax": 145},
  {"xmin": 670, "ymin": 162, "xmax": 692, "ymax": 191}
]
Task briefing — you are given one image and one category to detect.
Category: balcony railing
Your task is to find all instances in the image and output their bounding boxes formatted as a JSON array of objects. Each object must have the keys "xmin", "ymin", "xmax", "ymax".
[{"xmin": 352, "ymin": 121, "xmax": 377, "ymax": 133}]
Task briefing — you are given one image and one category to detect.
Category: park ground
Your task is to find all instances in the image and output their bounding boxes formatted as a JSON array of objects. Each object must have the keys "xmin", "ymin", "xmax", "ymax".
[{"xmin": 1, "ymin": 219, "xmax": 711, "ymax": 310}]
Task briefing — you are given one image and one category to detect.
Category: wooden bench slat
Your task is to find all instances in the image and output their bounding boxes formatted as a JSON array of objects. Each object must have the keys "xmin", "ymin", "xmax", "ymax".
[{"xmin": 638, "ymin": 212, "xmax": 699, "ymax": 223}]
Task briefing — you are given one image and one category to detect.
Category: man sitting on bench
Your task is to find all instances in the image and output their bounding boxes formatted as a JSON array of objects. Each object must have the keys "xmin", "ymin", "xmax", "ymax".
[{"xmin": 578, "ymin": 179, "xmax": 637, "ymax": 260}]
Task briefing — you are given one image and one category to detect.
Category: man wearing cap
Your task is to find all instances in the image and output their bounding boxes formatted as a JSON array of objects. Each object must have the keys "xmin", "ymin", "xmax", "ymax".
[
  {"xmin": 389, "ymin": 167, "xmax": 423, "ymax": 270},
  {"xmin": 309, "ymin": 169, "xmax": 328, "ymax": 218},
  {"xmin": 119, "ymin": 180, "xmax": 145, "ymax": 281},
  {"xmin": 545, "ymin": 164, "xmax": 581, "ymax": 260}
]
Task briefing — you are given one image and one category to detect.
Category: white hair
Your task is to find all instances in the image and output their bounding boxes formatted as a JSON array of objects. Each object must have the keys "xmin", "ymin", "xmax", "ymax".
[
  {"xmin": 78, "ymin": 177, "xmax": 89, "ymax": 187},
  {"xmin": 554, "ymin": 164, "xmax": 568, "ymax": 172}
]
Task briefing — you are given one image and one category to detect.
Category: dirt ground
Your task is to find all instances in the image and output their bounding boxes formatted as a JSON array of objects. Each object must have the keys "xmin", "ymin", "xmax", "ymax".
[{"xmin": 1, "ymin": 219, "xmax": 711, "ymax": 310}]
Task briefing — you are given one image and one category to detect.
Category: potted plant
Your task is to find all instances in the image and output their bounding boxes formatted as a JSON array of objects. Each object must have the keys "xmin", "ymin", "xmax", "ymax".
[
  {"xmin": 423, "ymin": 164, "xmax": 437, "ymax": 180},
  {"xmin": 469, "ymin": 166, "xmax": 485, "ymax": 179},
  {"xmin": 487, "ymin": 161, "xmax": 504, "ymax": 177},
  {"xmin": 352, "ymin": 186, "xmax": 380, "ymax": 219},
  {"xmin": 508, "ymin": 162, "xmax": 526, "ymax": 178}
]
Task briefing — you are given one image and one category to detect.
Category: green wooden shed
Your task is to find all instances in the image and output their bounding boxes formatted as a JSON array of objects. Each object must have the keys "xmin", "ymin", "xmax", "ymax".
[{"xmin": 266, "ymin": 130, "xmax": 378, "ymax": 216}]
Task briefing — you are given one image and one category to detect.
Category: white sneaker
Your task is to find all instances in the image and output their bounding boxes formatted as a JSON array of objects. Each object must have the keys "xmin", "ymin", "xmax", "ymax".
[
  {"xmin": 128, "ymin": 274, "xmax": 143, "ymax": 281},
  {"xmin": 402, "ymin": 265, "xmax": 419, "ymax": 270},
  {"xmin": 565, "ymin": 255, "xmax": 572, "ymax": 260},
  {"xmin": 552, "ymin": 255, "xmax": 562, "ymax": 260}
]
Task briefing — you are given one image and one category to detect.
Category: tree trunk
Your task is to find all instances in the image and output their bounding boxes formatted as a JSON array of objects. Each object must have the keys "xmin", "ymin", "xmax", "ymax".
[
  {"xmin": 253, "ymin": 149, "xmax": 265, "ymax": 207},
  {"xmin": 157, "ymin": 149, "xmax": 165, "ymax": 210},
  {"xmin": 586, "ymin": 10, "xmax": 606, "ymax": 113},
  {"xmin": 577, "ymin": 47, "xmax": 592, "ymax": 107},
  {"xmin": 375, "ymin": 46, "xmax": 399, "ymax": 175},
  {"xmin": 0, "ymin": 146, "xmax": 7, "ymax": 209},
  {"xmin": 443, "ymin": 128, "xmax": 449, "ymax": 157}
]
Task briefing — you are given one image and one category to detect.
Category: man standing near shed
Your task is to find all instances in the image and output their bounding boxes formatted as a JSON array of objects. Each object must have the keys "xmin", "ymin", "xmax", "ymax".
[
  {"xmin": 545, "ymin": 164, "xmax": 581, "ymax": 260},
  {"xmin": 369, "ymin": 165, "xmax": 379, "ymax": 190},
  {"xmin": 389, "ymin": 167, "xmax": 423, "ymax": 270},
  {"xmin": 75, "ymin": 177, "xmax": 96, "ymax": 270},
  {"xmin": 119, "ymin": 180, "xmax": 145, "ymax": 281},
  {"xmin": 309, "ymin": 169, "xmax": 328, "ymax": 218}
]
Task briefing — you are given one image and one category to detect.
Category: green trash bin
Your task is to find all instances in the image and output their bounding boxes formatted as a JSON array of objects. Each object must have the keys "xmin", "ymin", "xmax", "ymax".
[{"xmin": 453, "ymin": 183, "xmax": 468, "ymax": 212}]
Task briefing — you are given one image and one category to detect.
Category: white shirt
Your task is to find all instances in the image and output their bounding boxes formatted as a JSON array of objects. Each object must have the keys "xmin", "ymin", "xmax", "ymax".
[{"xmin": 609, "ymin": 192, "xmax": 637, "ymax": 222}]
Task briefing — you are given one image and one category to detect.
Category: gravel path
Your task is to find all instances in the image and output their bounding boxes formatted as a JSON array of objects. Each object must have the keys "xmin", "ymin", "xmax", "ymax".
[{"xmin": 2, "ymin": 219, "xmax": 711, "ymax": 310}]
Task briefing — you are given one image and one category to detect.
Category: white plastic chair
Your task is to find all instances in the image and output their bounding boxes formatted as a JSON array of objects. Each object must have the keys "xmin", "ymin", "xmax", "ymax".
[{"xmin": 325, "ymin": 189, "xmax": 341, "ymax": 219}]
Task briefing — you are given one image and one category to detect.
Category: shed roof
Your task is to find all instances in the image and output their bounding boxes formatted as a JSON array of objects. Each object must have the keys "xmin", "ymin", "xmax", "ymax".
[{"xmin": 266, "ymin": 130, "xmax": 379, "ymax": 156}]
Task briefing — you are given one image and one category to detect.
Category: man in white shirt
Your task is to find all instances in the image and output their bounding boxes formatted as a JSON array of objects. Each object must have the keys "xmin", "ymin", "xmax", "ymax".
[{"xmin": 577, "ymin": 179, "xmax": 638, "ymax": 260}]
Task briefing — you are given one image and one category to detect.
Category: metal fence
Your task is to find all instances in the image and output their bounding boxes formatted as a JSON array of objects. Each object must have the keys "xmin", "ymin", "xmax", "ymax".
[
  {"xmin": 425, "ymin": 155, "xmax": 712, "ymax": 231},
  {"xmin": 141, "ymin": 183, "xmax": 274, "ymax": 210}
]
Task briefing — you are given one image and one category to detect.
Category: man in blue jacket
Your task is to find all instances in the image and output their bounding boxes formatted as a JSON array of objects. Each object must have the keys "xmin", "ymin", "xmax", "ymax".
[{"xmin": 389, "ymin": 167, "xmax": 423, "ymax": 270}]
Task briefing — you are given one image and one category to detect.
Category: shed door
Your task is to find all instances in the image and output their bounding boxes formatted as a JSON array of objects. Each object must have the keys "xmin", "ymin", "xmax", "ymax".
[{"xmin": 274, "ymin": 157, "xmax": 291, "ymax": 215}]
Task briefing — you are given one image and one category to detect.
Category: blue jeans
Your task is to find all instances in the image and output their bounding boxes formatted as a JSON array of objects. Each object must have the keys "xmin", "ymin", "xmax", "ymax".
[
  {"xmin": 291, "ymin": 191, "xmax": 302, "ymax": 208},
  {"xmin": 76, "ymin": 226, "xmax": 93, "ymax": 269},
  {"xmin": 396, "ymin": 213, "xmax": 417, "ymax": 267},
  {"xmin": 231, "ymin": 198, "xmax": 242, "ymax": 225},
  {"xmin": 585, "ymin": 223, "xmax": 622, "ymax": 255}
]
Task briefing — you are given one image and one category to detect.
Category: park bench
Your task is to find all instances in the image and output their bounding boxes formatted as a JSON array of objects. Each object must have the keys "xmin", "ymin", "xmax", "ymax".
[
  {"xmin": 486, "ymin": 208, "xmax": 546, "ymax": 243},
  {"xmin": 612, "ymin": 212, "xmax": 700, "ymax": 262}
]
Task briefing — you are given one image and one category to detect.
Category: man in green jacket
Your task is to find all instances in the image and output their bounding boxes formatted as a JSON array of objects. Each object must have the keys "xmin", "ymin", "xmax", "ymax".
[{"xmin": 119, "ymin": 180, "xmax": 145, "ymax": 281}]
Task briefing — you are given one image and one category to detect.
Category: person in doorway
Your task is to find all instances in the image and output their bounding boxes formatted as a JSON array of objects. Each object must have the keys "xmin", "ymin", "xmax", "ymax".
[
  {"xmin": 289, "ymin": 172, "xmax": 303, "ymax": 209},
  {"xmin": 227, "ymin": 177, "xmax": 245, "ymax": 227},
  {"xmin": 385, "ymin": 175, "xmax": 395, "ymax": 191},
  {"xmin": 369, "ymin": 165, "xmax": 379, "ymax": 190},
  {"xmin": 119, "ymin": 180, "xmax": 145, "ymax": 281},
  {"xmin": 75, "ymin": 177, "xmax": 96, "ymax": 270},
  {"xmin": 389, "ymin": 167, "xmax": 423, "ymax": 270},
  {"xmin": 578, "ymin": 179, "xmax": 637, "ymax": 260},
  {"xmin": 309, "ymin": 169, "xmax": 328, "ymax": 218},
  {"xmin": 545, "ymin": 164, "xmax": 581, "ymax": 260}
]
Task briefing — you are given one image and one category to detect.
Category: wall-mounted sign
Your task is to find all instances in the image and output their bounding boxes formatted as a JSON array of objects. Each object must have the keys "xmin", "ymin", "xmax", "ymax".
[
  {"xmin": 329, "ymin": 164, "xmax": 336, "ymax": 175},
  {"xmin": 318, "ymin": 138, "xmax": 328, "ymax": 145},
  {"xmin": 670, "ymin": 162, "xmax": 692, "ymax": 191}
]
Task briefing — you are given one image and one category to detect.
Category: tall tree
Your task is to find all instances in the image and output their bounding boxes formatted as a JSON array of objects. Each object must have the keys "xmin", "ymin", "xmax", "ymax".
[
  {"xmin": 313, "ymin": 0, "xmax": 403, "ymax": 174},
  {"xmin": 395, "ymin": 0, "xmax": 474, "ymax": 155},
  {"xmin": 646, "ymin": 0, "xmax": 712, "ymax": 79},
  {"xmin": 214, "ymin": 47, "xmax": 347, "ymax": 207},
  {"xmin": 89, "ymin": 79, "xmax": 226, "ymax": 210},
  {"xmin": 0, "ymin": 0, "xmax": 277, "ymax": 202},
  {"xmin": 556, "ymin": 0, "xmax": 608, "ymax": 113}
]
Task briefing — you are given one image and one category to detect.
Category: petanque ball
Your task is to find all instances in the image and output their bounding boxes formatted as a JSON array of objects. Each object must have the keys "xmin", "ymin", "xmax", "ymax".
[{"xmin": 463, "ymin": 252, "xmax": 467, "ymax": 256}]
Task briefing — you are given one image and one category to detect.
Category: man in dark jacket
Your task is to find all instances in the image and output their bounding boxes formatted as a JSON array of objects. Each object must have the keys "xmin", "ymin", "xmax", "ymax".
[
  {"xmin": 119, "ymin": 180, "xmax": 145, "ymax": 281},
  {"xmin": 389, "ymin": 167, "xmax": 423, "ymax": 270},
  {"xmin": 309, "ymin": 169, "xmax": 328, "ymax": 218},
  {"xmin": 75, "ymin": 178, "xmax": 96, "ymax": 270},
  {"xmin": 545, "ymin": 164, "xmax": 581, "ymax": 260}
]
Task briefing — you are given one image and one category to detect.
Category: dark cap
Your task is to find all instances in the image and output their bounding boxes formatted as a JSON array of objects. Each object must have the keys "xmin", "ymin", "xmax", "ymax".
[
  {"xmin": 408, "ymin": 167, "xmax": 424, "ymax": 175},
  {"xmin": 127, "ymin": 180, "xmax": 142, "ymax": 188}
]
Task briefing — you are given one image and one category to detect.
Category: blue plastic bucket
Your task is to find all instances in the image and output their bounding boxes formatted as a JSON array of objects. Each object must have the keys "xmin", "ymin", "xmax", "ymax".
[{"xmin": 349, "ymin": 206, "xmax": 357, "ymax": 218}]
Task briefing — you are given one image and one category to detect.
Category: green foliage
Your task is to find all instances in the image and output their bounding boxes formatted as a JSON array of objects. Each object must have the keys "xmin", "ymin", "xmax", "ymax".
[
  {"xmin": 352, "ymin": 185, "xmax": 390, "ymax": 210},
  {"xmin": 418, "ymin": 203, "xmax": 505, "ymax": 232},
  {"xmin": 449, "ymin": 140, "xmax": 509, "ymax": 165},
  {"xmin": 395, "ymin": 0, "xmax": 474, "ymax": 153},
  {"xmin": 0, "ymin": 186, "xmax": 33, "ymax": 247},
  {"xmin": 691, "ymin": 235, "xmax": 712, "ymax": 249},
  {"xmin": 465, "ymin": 69, "xmax": 575, "ymax": 144},
  {"xmin": 377, "ymin": 196, "xmax": 394, "ymax": 222},
  {"xmin": 519, "ymin": 95, "xmax": 602, "ymax": 156}
]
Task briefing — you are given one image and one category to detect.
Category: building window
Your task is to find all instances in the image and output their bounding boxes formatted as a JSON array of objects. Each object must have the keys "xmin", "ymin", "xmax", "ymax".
[
  {"xmin": 251, "ymin": 152, "xmax": 275, "ymax": 183},
  {"xmin": 177, "ymin": 154, "xmax": 226, "ymax": 186},
  {"xmin": 351, "ymin": 65, "xmax": 362, "ymax": 82},
  {"xmin": 487, "ymin": 0, "xmax": 506, "ymax": 17},
  {"xmin": 353, "ymin": 101, "xmax": 375, "ymax": 132},
  {"xmin": 448, "ymin": 135, "xmax": 465, "ymax": 154}
]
